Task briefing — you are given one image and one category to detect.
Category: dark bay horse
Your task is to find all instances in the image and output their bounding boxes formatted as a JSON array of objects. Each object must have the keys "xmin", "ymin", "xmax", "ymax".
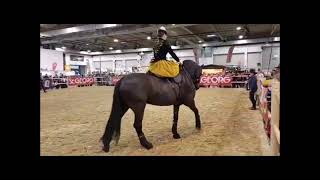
[{"xmin": 101, "ymin": 60, "xmax": 203, "ymax": 152}]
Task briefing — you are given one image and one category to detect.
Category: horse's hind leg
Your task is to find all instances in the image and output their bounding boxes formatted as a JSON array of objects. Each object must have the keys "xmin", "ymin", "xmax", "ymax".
[
  {"xmin": 131, "ymin": 102, "xmax": 153, "ymax": 150},
  {"xmin": 184, "ymin": 100, "xmax": 201, "ymax": 129},
  {"xmin": 172, "ymin": 105, "xmax": 181, "ymax": 139}
]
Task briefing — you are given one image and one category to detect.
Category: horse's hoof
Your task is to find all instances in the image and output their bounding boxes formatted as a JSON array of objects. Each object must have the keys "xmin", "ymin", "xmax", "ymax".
[
  {"xmin": 142, "ymin": 142, "xmax": 153, "ymax": 150},
  {"xmin": 196, "ymin": 125, "xmax": 201, "ymax": 130},
  {"xmin": 173, "ymin": 134, "xmax": 181, "ymax": 139},
  {"xmin": 102, "ymin": 145, "xmax": 110, "ymax": 152}
]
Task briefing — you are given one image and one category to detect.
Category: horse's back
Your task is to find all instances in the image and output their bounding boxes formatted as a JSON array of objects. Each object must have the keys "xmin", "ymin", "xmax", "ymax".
[{"xmin": 118, "ymin": 73, "xmax": 177, "ymax": 106}]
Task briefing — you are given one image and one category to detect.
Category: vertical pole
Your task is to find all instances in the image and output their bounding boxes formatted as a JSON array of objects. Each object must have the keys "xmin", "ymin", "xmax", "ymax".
[
  {"xmin": 271, "ymin": 79, "xmax": 280, "ymax": 155},
  {"xmin": 100, "ymin": 56, "xmax": 102, "ymax": 74}
]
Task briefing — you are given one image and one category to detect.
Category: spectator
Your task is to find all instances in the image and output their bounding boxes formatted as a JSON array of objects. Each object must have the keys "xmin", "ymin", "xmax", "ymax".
[
  {"xmin": 40, "ymin": 73, "xmax": 46, "ymax": 93},
  {"xmin": 248, "ymin": 69, "xmax": 258, "ymax": 110}
]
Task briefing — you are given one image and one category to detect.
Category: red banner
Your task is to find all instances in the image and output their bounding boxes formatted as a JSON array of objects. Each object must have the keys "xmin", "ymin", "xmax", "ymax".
[
  {"xmin": 226, "ymin": 46, "xmax": 234, "ymax": 63},
  {"xmin": 200, "ymin": 75, "xmax": 232, "ymax": 86},
  {"xmin": 68, "ymin": 77, "xmax": 94, "ymax": 86},
  {"xmin": 52, "ymin": 62, "xmax": 57, "ymax": 71}
]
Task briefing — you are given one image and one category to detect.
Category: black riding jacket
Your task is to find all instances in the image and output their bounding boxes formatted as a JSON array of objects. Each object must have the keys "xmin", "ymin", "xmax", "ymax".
[{"xmin": 153, "ymin": 38, "xmax": 180, "ymax": 62}]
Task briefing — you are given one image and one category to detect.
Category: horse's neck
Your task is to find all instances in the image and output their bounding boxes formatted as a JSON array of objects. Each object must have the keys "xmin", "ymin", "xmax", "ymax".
[{"xmin": 181, "ymin": 67, "xmax": 195, "ymax": 91}]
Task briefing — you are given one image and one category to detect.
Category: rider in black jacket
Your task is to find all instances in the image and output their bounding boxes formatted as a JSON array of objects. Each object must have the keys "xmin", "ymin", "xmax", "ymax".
[{"xmin": 153, "ymin": 26, "xmax": 180, "ymax": 63}]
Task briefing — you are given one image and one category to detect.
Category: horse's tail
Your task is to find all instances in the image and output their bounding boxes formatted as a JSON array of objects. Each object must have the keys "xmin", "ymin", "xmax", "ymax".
[{"xmin": 101, "ymin": 79, "xmax": 125, "ymax": 151}]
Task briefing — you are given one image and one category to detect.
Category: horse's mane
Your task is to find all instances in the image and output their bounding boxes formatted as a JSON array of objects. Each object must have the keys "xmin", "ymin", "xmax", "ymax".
[{"xmin": 182, "ymin": 60, "xmax": 200, "ymax": 80}]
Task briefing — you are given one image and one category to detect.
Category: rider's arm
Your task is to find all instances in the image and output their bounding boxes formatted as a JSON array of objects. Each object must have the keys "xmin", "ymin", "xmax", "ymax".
[{"xmin": 166, "ymin": 42, "xmax": 180, "ymax": 62}]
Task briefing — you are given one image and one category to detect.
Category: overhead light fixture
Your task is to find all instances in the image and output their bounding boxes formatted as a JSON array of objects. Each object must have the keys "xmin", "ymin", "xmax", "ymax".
[
  {"xmin": 202, "ymin": 44, "xmax": 207, "ymax": 47},
  {"xmin": 86, "ymin": 44, "xmax": 89, "ymax": 45},
  {"xmin": 91, "ymin": 52, "xmax": 103, "ymax": 55},
  {"xmin": 55, "ymin": 48, "xmax": 65, "ymax": 52},
  {"xmin": 238, "ymin": 35, "xmax": 244, "ymax": 39},
  {"xmin": 207, "ymin": 34, "xmax": 216, "ymax": 37},
  {"xmin": 273, "ymin": 54, "xmax": 279, "ymax": 58},
  {"xmin": 274, "ymin": 37, "xmax": 280, "ymax": 41},
  {"xmin": 238, "ymin": 40, "xmax": 248, "ymax": 44},
  {"xmin": 61, "ymin": 46, "xmax": 66, "ymax": 49},
  {"xmin": 109, "ymin": 47, "xmax": 113, "ymax": 50},
  {"xmin": 236, "ymin": 26, "xmax": 241, "ymax": 30},
  {"xmin": 114, "ymin": 39, "xmax": 119, "ymax": 42},
  {"xmin": 147, "ymin": 36, "xmax": 151, "ymax": 40},
  {"xmin": 198, "ymin": 40, "xmax": 202, "ymax": 43},
  {"xmin": 139, "ymin": 52, "xmax": 144, "ymax": 55},
  {"xmin": 172, "ymin": 24, "xmax": 175, "ymax": 26},
  {"xmin": 80, "ymin": 51, "xmax": 89, "ymax": 54},
  {"xmin": 87, "ymin": 50, "xmax": 91, "ymax": 52},
  {"xmin": 115, "ymin": 50, "xmax": 122, "ymax": 53},
  {"xmin": 101, "ymin": 24, "xmax": 117, "ymax": 28}
]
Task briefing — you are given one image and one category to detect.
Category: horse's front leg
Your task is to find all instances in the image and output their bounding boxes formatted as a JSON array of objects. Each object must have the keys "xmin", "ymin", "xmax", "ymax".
[
  {"xmin": 172, "ymin": 105, "xmax": 181, "ymax": 139},
  {"xmin": 131, "ymin": 102, "xmax": 153, "ymax": 150},
  {"xmin": 184, "ymin": 100, "xmax": 201, "ymax": 129}
]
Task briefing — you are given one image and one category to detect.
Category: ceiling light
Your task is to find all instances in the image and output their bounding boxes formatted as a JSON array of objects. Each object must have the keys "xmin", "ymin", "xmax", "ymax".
[
  {"xmin": 87, "ymin": 50, "xmax": 91, "ymax": 52},
  {"xmin": 86, "ymin": 44, "xmax": 89, "ymax": 45},
  {"xmin": 61, "ymin": 46, "xmax": 66, "ymax": 49},
  {"xmin": 207, "ymin": 34, "xmax": 216, "ymax": 37},
  {"xmin": 139, "ymin": 52, "xmax": 144, "ymax": 55},
  {"xmin": 172, "ymin": 24, "xmax": 175, "ymax": 26},
  {"xmin": 114, "ymin": 39, "xmax": 119, "ymax": 42},
  {"xmin": 238, "ymin": 35, "xmax": 244, "ymax": 39},
  {"xmin": 101, "ymin": 24, "xmax": 117, "ymax": 28},
  {"xmin": 198, "ymin": 41, "xmax": 202, "ymax": 43},
  {"xmin": 80, "ymin": 51, "xmax": 89, "ymax": 54},
  {"xmin": 274, "ymin": 37, "xmax": 280, "ymax": 41},
  {"xmin": 115, "ymin": 50, "xmax": 122, "ymax": 53},
  {"xmin": 147, "ymin": 36, "xmax": 151, "ymax": 40},
  {"xmin": 236, "ymin": 26, "xmax": 241, "ymax": 30},
  {"xmin": 55, "ymin": 48, "xmax": 65, "ymax": 52},
  {"xmin": 238, "ymin": 40, "xmax": 248, "ymax": 44},
  {"xmin": 109, "ymin": 47, "xmax": 113, "ymax": 50},
  {"xmin": 91, "ymin": 52, "xmax": 103, "ymax": 55}
]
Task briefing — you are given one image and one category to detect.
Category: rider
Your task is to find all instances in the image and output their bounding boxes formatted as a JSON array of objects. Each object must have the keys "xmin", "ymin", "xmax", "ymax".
[
  {"xmin": 153, "ymin": 26, "xmax": 180, "ymax": 63},
  {"xmin": 148, "ymin": 26, "xmax": 180, "ymax": 78}
]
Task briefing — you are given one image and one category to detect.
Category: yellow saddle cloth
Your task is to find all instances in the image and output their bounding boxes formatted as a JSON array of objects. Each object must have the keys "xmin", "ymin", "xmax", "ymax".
[{"xmin": 148, "ymin": 60, "xmax": 179, "ymax": 78}]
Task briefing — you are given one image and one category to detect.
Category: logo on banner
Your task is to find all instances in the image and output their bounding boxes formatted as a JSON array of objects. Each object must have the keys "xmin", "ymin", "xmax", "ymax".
[
  {"xmin": 200, "ymin": 75, "xmax": 232, "ymax": 85},
  {"xmin": 68, "ymin": 77, "xmax": 94, "ymax": 86},
  {"xmin": 52, "ymin": 62, "xmax": 57, "ymax": 71}
]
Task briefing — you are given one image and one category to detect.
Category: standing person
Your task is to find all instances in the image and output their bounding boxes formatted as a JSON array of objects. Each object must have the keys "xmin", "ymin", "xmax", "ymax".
[
  {"xmin": 248, "ymin": 69, "xmax": 257, "ymax": 110},
  {"xmin": 40, "ymin": 73, "xmax": 46, "ymax": 93}
]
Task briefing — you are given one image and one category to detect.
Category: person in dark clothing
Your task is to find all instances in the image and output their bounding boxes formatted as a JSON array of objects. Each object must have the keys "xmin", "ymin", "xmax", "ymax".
[
  {"xmin": 152, "ymin": 26, "xmax": 180, "ymax": 63},
  {"xmin": 40, "ymin": 73, "xmax": 46, "ymax": 93},
  {"xmin": 248, "ymin": 69, "xmax": 257, "ymax": 110}
]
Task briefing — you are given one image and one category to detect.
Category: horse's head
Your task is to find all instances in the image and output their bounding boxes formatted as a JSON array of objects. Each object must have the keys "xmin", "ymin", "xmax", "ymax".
[{"xmin": 182, "ymin": 60, "xmax": 203, "ymax": 90}]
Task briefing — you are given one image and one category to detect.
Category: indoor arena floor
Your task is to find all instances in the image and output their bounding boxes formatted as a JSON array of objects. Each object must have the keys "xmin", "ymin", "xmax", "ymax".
[{"xmin": 40, "ymin": 86, "xmax": 271, "ymax": 156}]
